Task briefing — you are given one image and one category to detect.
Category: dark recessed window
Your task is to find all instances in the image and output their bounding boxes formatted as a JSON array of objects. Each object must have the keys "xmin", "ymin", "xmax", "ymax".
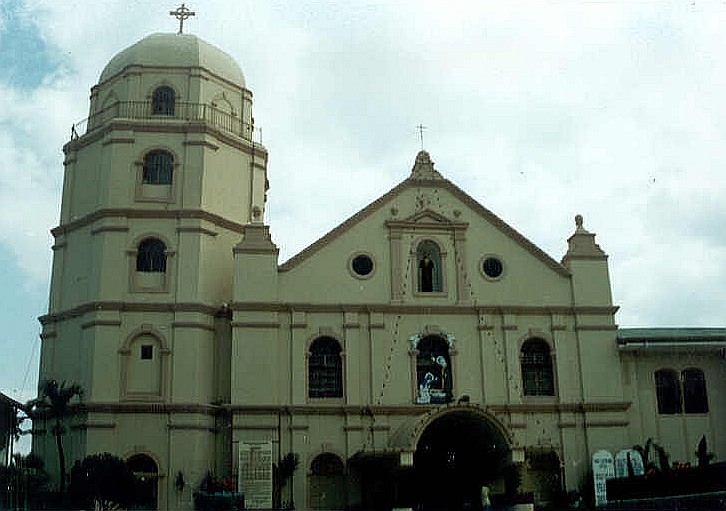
[
  {"xmin": 140, "ymin": 345, "xmax": 153, "ymax": 360},
  {"xmin": 351, "ymin": 254, "xmax": 374, "ymax": 276},
  {"xmin": 683, "ymin": 368, "xmax": 708, "ymax": 413},
  {"xmin": 415, "ymin": 336, "xmax": 452, "ymax": 404},
  {"xmin": 143, "ymin": 150, "xmax": 173, "ymax": 185},
  {"xmin": 136, "ymin": 238, "xmax": 167, "ymax": 273},
  {"xmin": 152, "ymin": 86, "xmax": 175, "ymax": 115},
  {"xmin": 482, "ymin": 257, "xmax": 503, "ymax": 279},
  {"xmin": 308, "ymin": 337, "xmax": 343, "ymax": 399},
  {"xmin": 521, "ymin": 339, "xmax": 555, "ymax": 396},
  {"xmin": 417, "ymin": 240, "xmax": 442, "ymax": 292},
  {"xmin": 655, "ymin": 369, "xmax": 682, "ymax": 414}
]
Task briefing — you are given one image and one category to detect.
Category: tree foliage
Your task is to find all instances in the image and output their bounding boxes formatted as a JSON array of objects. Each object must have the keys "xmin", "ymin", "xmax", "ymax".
[
  {"xmin": 696, "ymin": 435, "xmax": 715, "ymax": 467},
  {"xmin": 69, "ymin": 453, "xmax": 138, "ymax": 510},
  {"xmin": 273, "ymin": 452, "xmax": 299, "ymax": 509},
  {"xmin": 633, "ymin": 438, "xmax": 670, "ymax": 474},
  {"xmin": 26, "ymin": 380, "xmax": 83, "ymax": 493}
]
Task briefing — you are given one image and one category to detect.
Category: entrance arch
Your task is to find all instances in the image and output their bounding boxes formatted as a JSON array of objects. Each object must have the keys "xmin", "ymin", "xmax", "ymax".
[
  {"xmin": 127, "ymin": 453, "xmax": 158, "ymax": 510},
  {"xmin": 413, "ymin": 409, "xmax": 511, "ymax": 510}
]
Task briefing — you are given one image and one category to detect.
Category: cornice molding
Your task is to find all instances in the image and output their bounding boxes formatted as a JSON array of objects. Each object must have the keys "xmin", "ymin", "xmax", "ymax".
[
  {"xmin": 40, "ymin": 300, "xmax": 618, "ymax": 327},
  {"xmin": 40, "ymin": 301, "xmax": 221, "ymax": 325},
  {"xmin": 231, "ymin": 302, "xmax": 619, "ymax": 317},
  {"xmin": 53, "ymin": 208, "xmax": 246, "ymax": 238},
  {"xmin": 66, "ymin": 118, "xmax": 266, "ymax": 162}
]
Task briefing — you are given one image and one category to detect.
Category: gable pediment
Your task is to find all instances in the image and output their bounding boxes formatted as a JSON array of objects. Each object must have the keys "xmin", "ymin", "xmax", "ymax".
[
  {"xmin": 387, "ymin": 208, "xmax": 468, "ymax": 231},
  {"xmin": 280, "ymin": 154, "xmax": 569, "ymax": 279}
]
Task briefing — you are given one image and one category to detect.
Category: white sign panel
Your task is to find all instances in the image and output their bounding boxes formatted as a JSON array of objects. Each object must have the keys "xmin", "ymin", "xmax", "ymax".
[
  {"xmin": 592, "ymin": 450, "xmax": 615, "ymax": 507},
  {"xmin": 239, "ymin": 441, "xmax": 273, "ymax": 509},
  {"xmin": 615, "ymin": 449, "xmax": 644, "ymax": 478}
]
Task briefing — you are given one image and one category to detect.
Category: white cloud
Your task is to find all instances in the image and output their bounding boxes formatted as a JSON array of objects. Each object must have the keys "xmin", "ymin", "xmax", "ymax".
[{"xmin": 1, "ymin": 0, "xmax": 724, "ymax": 331}]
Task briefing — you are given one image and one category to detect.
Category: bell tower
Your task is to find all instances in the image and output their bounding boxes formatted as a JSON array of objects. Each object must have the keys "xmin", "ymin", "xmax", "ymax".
[{"xmin": 37, "ymin": 28, "xmax": 265, "ymax": 506}]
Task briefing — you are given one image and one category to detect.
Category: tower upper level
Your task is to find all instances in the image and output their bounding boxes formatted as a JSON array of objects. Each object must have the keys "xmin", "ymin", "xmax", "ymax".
[{"xmin": 77, "ymin": 32, "xmax": 254, "ymax": 142}]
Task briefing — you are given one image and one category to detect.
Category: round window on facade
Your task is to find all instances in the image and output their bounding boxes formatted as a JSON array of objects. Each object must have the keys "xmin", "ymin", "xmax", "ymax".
[
  {"xmin": 350, "ymin": 253, "xmax": 374, "ymax": 278},
  {"xmin": 481, "ymin": 256, "xmax": 504, "ymax": 280}
]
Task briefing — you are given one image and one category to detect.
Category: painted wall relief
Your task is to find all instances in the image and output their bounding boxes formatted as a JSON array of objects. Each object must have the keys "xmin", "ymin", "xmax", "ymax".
[{"xmin": 412, "ymin": 334, "xmax": 453, "ymax": 404}]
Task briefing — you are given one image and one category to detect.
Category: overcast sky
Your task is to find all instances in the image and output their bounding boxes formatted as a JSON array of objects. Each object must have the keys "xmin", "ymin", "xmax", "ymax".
[{"xmin": 1, "ymin": 0, "xmax": 725, "ymax": 408}]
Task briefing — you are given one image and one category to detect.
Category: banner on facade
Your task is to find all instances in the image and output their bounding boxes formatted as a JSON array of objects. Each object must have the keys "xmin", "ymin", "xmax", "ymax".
[
  {"xmin": 592, "ymin": 450, "xmax": 615, "ymax": 507},
  {"xmin": 238, "ymin": 441, "xmax": 273, "ymax": 509}
]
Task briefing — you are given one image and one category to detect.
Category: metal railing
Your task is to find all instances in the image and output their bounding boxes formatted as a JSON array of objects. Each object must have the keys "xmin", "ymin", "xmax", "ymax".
[{"xmin": 70, "ymin": 101, "xmax": 253, "ymax": 141}]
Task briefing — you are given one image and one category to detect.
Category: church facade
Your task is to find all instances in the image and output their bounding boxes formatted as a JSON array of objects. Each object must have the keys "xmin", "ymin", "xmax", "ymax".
[{"xmin": 34, "ymin": 31, "xmax": 725, "ymax": 510}]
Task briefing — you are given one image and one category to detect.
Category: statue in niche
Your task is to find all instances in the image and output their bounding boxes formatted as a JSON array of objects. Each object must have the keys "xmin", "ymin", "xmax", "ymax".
[{"xmin": 419, "ymin": 252, "xmax": 435, "ymax": 292}]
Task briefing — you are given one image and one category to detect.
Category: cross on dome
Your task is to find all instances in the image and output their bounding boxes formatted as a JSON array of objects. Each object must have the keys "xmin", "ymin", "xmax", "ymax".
[{"xmin": 170, "ymin": 3, "xmax": 195, "ymax": 34}]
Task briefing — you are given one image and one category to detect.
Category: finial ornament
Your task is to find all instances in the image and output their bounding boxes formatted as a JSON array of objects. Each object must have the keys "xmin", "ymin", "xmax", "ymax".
[{"xmin": 170, "ymin": 3, "xmax": 195, "ymax": 34}]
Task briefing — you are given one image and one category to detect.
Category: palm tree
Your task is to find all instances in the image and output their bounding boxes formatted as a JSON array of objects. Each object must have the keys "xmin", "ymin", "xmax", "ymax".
[
  {"xmin": 26, "ymin": 380, "xmax": 83, "ymax": 493},
  {"xmin": 633, "ymin": 438, "xmax": 670, "ymax": 474}
]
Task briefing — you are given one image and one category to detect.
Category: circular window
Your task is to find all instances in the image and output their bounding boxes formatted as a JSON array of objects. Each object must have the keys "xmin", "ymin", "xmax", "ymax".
[
  {"xmin": 350, "ymin": 254, "xmax": 374, "ymax": 277},
  {"xmin": 482, "ymin": 256, "xmax": 504, "ymax": 280}
]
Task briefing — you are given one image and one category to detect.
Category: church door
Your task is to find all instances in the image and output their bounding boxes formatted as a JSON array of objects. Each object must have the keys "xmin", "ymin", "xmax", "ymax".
[
  {"xmin": 127, "ymin": 454, "xmax": 158, "ymax": 510},
  {"xmin": 414, "ymin": 411, "xmax": 510, "ymax": 510}
]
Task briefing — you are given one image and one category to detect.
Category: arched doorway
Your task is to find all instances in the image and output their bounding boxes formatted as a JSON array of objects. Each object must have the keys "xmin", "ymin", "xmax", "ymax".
[
  {"xmin": 414, "ymin": 410, "xmax": 510, "ymax": 510},
  {"xmin": 308, "ymin": 453, "xmax": 346, "ymax": 509},
  {"xmin": 127, "ymin": 454, "xmax": 158, "ymax": 510}
]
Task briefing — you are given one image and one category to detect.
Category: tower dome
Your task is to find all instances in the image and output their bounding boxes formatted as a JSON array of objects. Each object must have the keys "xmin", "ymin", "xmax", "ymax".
[{"xmin": 99, "ymin": 32, "xmax": 246, "ymax": 88}]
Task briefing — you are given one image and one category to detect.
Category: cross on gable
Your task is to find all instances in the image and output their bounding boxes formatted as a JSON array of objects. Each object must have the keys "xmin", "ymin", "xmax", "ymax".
[
  {"xmin": 416, "ymin": 124, "xmax": 427, "ymax": 150},
  {"xmin": 170, "ymin": 3, "xmax": 195, "ymax": 34}
]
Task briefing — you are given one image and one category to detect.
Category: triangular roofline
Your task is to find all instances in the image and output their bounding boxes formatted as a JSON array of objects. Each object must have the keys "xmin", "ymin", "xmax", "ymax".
[{"xmin": 279, "ymin": 176, "xmax": 570, "ymax": 277}]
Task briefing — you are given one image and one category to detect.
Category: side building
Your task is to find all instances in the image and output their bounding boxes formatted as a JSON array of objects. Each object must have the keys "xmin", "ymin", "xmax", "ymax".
[{"xmin": 34, "ymin": 31, "xmax": 725, "ymax": 510}]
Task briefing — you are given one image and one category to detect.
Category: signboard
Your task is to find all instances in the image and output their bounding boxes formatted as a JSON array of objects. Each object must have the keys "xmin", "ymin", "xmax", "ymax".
[
  {"xmin": 239, "ymin": 441, "xmax": 273, "ymax": 509},
  {"xmin": 592, "ymin": 450, "xmax": 615, "ymax": 507},
  {"xmin": 615, "ymin": 449, "xmax": 644, "ymax": 478}
]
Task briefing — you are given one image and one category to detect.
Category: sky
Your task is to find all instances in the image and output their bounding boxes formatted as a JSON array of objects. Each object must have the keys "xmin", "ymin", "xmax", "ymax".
[{"xmin": 1, "ymin": 0, "xmax": 725, "ymax": 411}]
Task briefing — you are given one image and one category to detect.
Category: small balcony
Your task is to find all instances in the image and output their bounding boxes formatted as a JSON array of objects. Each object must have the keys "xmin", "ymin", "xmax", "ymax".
[{"xmin": 70, "ymin": 101, "xmax": 253, "ymax": 141}]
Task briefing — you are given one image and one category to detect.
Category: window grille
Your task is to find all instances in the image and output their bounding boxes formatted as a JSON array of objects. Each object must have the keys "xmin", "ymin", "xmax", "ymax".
[
  {"xmin": 521, "ymin": 339, "xmax": 555, "ymax": 396},
  {"xmin": 309, "ymin": 337, "xmax": 343, "ymax": 398},
  {"xmin": 136, "ymin": 238, "xmax": 167, "ymax": 273},
  {"xmin": 143, "ymin": 150, "xmax": 173, "ymax": 185},
  {"xmin": 152, "ymin": 86, "xmax": 175, "ymax": 115}
]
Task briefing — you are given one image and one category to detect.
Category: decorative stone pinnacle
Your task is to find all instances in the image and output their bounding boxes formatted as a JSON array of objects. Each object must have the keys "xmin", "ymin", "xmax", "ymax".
[
  {"xmin": 252, "ymin": 205, "xmax": 263, "ymax": 223},
  {"xmin": 410, "ymin": 150, "xmax": 443, "ymax": 180},
  {"xmin": 562, "ymin": 213, "xmax": 606, "ymax": 263}
]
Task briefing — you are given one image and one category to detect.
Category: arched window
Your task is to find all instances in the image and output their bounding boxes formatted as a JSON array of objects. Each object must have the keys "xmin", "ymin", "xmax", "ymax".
[
  {"xmin": 416, "ymin": 335, "xmax": 452, "ymax": 404},
  {"xmin": 682, "ymin": 368, "xmax": 708, "ymax": 414},
  {"xmin": 136, "ymin": 238, "xmax": 167, "ymax": 273},
  {"xmin": 416, "ymin": 240, "xmax": 442, "ymax": 292},
  {"xmin": 308, "ymin": 337, "xmax": 343, "ymax": 398},
  {"xmin": 655, "ymin": 369, "xmax": 682, "ymax": 414},
  {"xmin": 152, "ymin": 86, "xmax": 175, "ymax": 115},
  {"xmin": 521, "ymin": 339, "xmax": 555, "ymax": 396},
  {"xmin": 143, "ymin": 150, "xmax": 173, "ymax": 185}
]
